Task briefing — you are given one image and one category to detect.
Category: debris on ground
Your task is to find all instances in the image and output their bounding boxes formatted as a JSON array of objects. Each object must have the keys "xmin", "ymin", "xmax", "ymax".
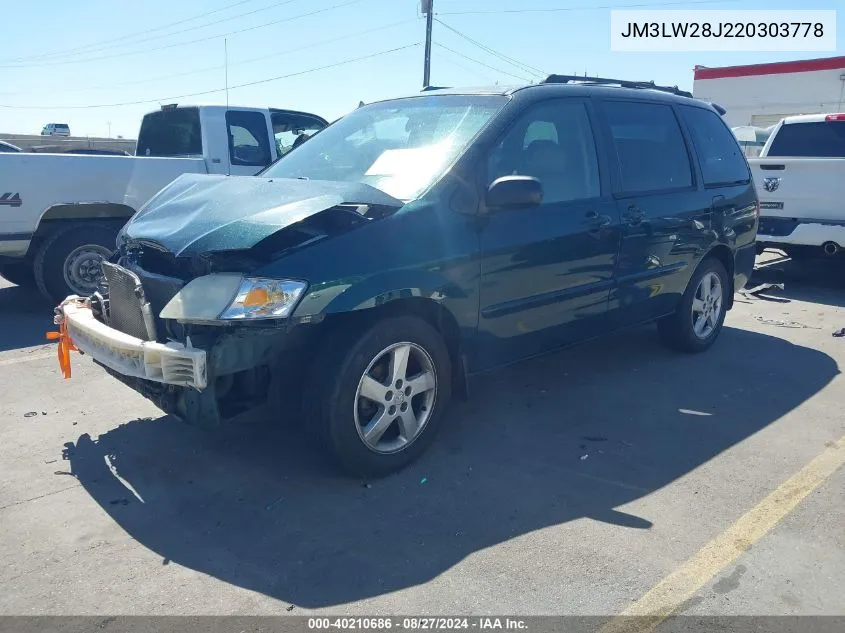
[
  {"xmin": 44, "ymin": 459, "xmax": 57, "ymax": 464},
  {"xmin": 420, "ymin": 477, "xmax": 428, "ymax": 484},
  {"xmin": 740, "ymin": 282, "xmax": 785, "ymax": 298},
  {"xmin": 833, "ymin": 328, "xmax": 845, "ymax": 338},
  {"xmin": 754, "ymin": 316, "xmax": 821, "ymax": 329},
  {"xmin": 582, "ymin": 436, "xmax": 608, "ymax": 442},
  {"xmin": 286, "ymin": 605, "xmax": 295, "ymax": 612},
  {"xmin": 265, "ymin": 496, "xmax": 285, "ymax": 511},
  {"xmin": 580, "ymin": 454, "xmax": 589, "ymax": 461},
  {"xmin": 54, "ymin": 470, "xmax": 76, "ymax": 478},
  {"xmin": 362, "ymin": 482, "xmax": 372, "ymax": 489},
  {"xmin": 109, "ymin": 498, "xmax": 129, "ymax": 506},
  {"xmin": 24, "ymin": 411, "xmax": 37, "ymax": 418}
]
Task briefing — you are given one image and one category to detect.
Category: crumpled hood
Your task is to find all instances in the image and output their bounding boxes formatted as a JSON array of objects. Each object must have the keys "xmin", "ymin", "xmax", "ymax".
[{"xmin": 122, "ymin": 173, "xmax": 402, "ymax": 257}]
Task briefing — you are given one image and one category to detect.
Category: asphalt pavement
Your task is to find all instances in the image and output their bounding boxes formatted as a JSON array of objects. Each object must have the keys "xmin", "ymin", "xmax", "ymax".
[{"xmin": 0, "ymin": 255, "xmax": 843, "ymax": 620}]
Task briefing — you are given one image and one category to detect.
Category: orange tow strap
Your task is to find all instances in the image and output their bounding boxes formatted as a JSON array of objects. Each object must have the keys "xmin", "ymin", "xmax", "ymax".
[{"xmin": 46, "ymin": 319, "xmax": 77, "ymax": 379}]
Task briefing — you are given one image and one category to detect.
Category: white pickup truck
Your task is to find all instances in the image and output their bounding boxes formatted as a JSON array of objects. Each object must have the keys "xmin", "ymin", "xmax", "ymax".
[
  {"xmin": 0, "ymin": 104, "xmax": 327, "ymax": 301},
  {"xmin": 750, "ymin": 112, "xmax": 845, "ymax": 259}
]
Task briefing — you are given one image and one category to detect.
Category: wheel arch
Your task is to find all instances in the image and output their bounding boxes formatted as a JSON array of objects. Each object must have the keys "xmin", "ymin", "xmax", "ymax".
[
  {"xmin": 33, "ymin": 203, "xmax": 135, "ymax": 239},
  {"xmin": 319, "ymin": 296, "xmax": 468, "ymax": 400}
]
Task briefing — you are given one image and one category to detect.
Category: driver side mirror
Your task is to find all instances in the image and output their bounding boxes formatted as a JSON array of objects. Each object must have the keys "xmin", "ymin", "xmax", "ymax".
[{"xmin": 486, "ymin": 176, "xmax": 543, "ymax": 211}]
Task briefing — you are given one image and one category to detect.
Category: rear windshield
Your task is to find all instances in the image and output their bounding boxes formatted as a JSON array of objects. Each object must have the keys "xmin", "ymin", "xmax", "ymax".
[
  {"xmin": 55, "ymin": 124, "xmax": 69, "ymax": 130},
  {"xmin": 136, "ymin": 108, "xmax": 202, "ymax": 157},
  {"xmin": 767, "ymin": 121, "xmax": 845, "ymax": 157}
]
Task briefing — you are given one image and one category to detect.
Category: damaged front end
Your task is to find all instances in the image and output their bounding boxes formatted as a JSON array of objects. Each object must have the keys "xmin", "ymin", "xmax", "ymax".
[{"xmin": 52, "ymin": 174, "xmax": 403, "ymax": 426}]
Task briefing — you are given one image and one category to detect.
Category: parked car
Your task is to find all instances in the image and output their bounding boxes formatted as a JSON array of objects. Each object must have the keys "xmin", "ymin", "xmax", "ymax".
[
  {"xmin": 0, "ymin": 140, "xmax": 22, "ymax": 153},
  {"xmin": 54, "ymin": 76, "xmax": 758, "ymax": 476},
  {"xmin": 0, "ymin": 105, "xmax": 327, "ymax": 300},
  {"xmin": 41, "ymin": 123, "xmax": 71, "ymax": 136},
  {"xmin": 750, "ymin": 112, "xmax": 845, "ymax": 258}
]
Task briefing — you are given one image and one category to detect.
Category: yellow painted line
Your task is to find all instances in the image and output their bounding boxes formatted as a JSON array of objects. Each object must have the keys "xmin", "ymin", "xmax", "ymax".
[
  {"xmin": 600, "ymin": 435, "xmax": 845, "ymax": 633},
  {"xmin": 0, "ymin": 351, "xmax": 55, "ymax": 367}
]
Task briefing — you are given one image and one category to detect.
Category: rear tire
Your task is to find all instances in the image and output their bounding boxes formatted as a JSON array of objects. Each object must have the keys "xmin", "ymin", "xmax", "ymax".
[
  {"xmin": 0, "ymin": 262, "xmax": 35, "ymax": 288},
  {"xmin": 34, "ymin": 224, "xmax": 117, "ymax": 303},
  {"xmin": 303, "ymin": 316, "xmax": 452, "ymax": 477},
  {"xmin": 658, "ymin": 258, "xmax": 729, "ymax": 354}
]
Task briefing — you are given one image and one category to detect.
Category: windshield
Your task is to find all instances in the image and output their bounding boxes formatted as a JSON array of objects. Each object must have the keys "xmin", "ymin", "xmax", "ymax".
[{"xmin": 263, "ymin": 94, "xmax": 508, "ymax": 200}]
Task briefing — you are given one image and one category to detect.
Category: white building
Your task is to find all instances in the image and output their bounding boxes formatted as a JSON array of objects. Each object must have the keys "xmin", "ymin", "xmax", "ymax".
[{"xmin": 692, "ymin": 56, "xmax": 845, "ymax": 128}]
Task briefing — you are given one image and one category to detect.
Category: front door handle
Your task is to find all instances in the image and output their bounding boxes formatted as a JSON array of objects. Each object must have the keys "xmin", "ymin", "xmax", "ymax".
[
  {"xmin": 583, "ymin": 210, "xmax": 611, "ymax": 228},
  {"xmin": 624, "ymin": 205, "xmax": 645, "ymax": 226}
]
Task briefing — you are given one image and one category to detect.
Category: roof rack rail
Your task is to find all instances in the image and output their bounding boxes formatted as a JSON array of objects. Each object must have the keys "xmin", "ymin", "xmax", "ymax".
[{"xmin": 542, "ymin": 74, "xmax": 693, "ymax": 99}]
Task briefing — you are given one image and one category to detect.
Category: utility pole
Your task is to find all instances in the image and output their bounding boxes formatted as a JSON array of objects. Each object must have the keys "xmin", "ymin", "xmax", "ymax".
[{"xmin": 422, "ymin": 0, "xmax": 433, "ymax": 88}]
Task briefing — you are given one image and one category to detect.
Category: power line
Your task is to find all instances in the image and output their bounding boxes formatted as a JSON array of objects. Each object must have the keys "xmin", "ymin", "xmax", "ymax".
[
  {"xmin": 435, "ymin": 18, "xmax": 545, "ymax": 78},
  {"xmin": 23, "ymin": 0, "xmax": 305, "ymax": 62},
  {"xmin": 2, "ymin": 0, "xmax": 264, "ymax": 63},
  {"xmin": 433, "ymin": 43, "xmax": 533, "ymax": 83},
  {"xmin": 1, "ymin": 0, "xmax": 367, "ymax": 69},
  {"xmin": 0, "ymin": 43, "xmax": 422, "ymax": 110},
  {"xmin": 433, "ymin": 49, "xmax": 497, "ymax": 83},
  {"xmin": 4, "ymin": 19, "xmax": 418, "ymax": 97},
  {"xmin": 437, "ymin": 0, "xmax": 742, "ymax": 15}
]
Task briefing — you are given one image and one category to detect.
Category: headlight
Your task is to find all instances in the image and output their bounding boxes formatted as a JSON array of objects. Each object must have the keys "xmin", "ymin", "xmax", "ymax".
[
  {"xmin": 159, "ymin": 274, "xmax": 307, "ymax": 322},
  {"xmin": 219, "ymin": 277, "xmax": 307, "ymax": 320}
]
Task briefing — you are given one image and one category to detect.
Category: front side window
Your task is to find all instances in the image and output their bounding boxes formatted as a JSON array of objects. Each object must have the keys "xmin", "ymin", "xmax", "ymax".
[
  {"xmin": 226, "ymin": 110, "xmax": 271, "ymax": 167},
  {"xmin": 604, "ymin": 101, "xmax": 692, "ymax": 194},
  {"xmin": 263, "ymin": 95, "xmax": 508, "ymax": 201},
  {"xmin": 487, "ymin": 100, "xmax": 600, "ymax": 203},
  {"xmin": 681, "ymin": 106, "xmax": 749, "ymax": 186}
]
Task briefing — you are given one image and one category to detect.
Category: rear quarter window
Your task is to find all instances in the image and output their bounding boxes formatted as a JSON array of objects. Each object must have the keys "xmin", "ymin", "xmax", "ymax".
[
  {"xmin": 680, "ymin": 106, "xmax": 749, "ymax": 186},
  {"xmin": 136, "ymin": 108, "xmax": 202, "ymax": 157},
  {"xmin": 766, "ymin": 121, "xmax": 845, "ymax": 157}
]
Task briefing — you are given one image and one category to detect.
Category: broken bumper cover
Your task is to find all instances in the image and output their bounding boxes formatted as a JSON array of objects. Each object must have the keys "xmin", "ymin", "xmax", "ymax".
[{"xmin": 58, "ymin": 298, "xmax": 208, "ymax": 389}]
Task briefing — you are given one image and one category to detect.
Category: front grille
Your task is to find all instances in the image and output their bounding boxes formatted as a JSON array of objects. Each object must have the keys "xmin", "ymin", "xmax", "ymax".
[{"xmin": 102, "ymin": 262, "xmax": 149, "ymax": 340}]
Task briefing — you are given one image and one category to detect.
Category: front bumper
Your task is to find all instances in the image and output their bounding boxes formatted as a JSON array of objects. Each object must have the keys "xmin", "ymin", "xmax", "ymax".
[{"xmin": 58, "ymin": 297, "xmax": 208, "ymax": 389}]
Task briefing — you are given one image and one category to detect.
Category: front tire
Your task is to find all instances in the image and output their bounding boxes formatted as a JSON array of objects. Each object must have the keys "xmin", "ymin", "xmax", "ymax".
[
  {"xmin": 658, "ymin": 258, "xmax": 729, "ymax": 353},
  {"xmin": 34, "ymin": 224, "xmax": 117, "ymax": 303},
  {"xmin": 304, "ymin": 316, "xmax": 452, "ymax": 477}
]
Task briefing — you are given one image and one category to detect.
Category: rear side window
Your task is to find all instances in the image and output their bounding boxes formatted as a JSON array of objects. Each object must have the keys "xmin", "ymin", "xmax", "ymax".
[
  {"xmin": 136, "ymin": 108, "xmax": 202, "ymax": 157},
  {"xmin": 680, "ymin": 106, "xmax": 749, "ymax": 186},
  {"xmin": 604, "ymin": 101, "xmax": 692, "ymax": 194},
  {"xmin": 766, "ymin": 121, "xmax": 845, "ymax": 157},
  {"xmin": 226, "ymin": 110, "xmax": 272, "ymax": 167}
]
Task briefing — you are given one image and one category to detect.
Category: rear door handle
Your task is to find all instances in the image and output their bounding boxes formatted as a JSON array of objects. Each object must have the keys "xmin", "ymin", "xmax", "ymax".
[
  {"xmin": 624, "ymin": 205, "xmax": 645, "ymax": 226},
  {"xmin": 583, "ymin": 210, "xmax": 611, "ymax": 228}
]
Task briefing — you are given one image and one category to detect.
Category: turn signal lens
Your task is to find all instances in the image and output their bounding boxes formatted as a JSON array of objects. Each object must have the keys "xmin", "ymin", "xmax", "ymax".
[
  {"xmin": 219, "ymin": 278, "xmax": 307, "ymax": 320},
  {"xmin": 243, "ymin": 287, "xmax": 270, "ymax": 307}
]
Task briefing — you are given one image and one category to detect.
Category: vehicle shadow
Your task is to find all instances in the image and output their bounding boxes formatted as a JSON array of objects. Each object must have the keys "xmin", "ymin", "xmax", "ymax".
[
  {"xmin": 63, "ymin": 325, "xmax": 838, "ymax": 609},
  {"xmin": 751, "ymin": 256, "xmax": 845, "ymax": 309},
  {"xmin": 0, "ymin": 282, "xmax": 53, "ymax": 352}
]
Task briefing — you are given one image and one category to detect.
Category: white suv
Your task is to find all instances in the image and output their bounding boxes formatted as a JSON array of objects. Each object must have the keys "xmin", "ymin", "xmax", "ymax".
[{"xmin": 41, "ymin": 123, "xmax": 71, "ymax": 137}]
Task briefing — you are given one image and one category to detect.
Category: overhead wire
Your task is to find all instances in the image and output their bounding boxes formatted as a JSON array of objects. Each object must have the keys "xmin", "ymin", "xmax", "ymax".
[
  {"xmin": 437, "ymin": 0, "xmax": 743, "ymax": 15},
  {"xmin": 20, "ymin": 0, "xmax": 307, "ymax": 62},
  {"xmin": 4, "ymin": 18, "xmax": 418, "ymax": 97},
  {"xmin": 2, "ymin": 0, "xmax": 265, "ymax": 63},
  {"xmin": 434, "ymin": 18, "xmax": 545, "ymax": 78},
  {"xmin": 433, "ymin": 43, "xmax": 534, "ymax": 83},
  {"xmin": 0, "ymin": 0, "xmax": 367, "ymax": 69},
  {"xmin": 0, "ymin": 43, "xmax": 422, "ymax": 110}
]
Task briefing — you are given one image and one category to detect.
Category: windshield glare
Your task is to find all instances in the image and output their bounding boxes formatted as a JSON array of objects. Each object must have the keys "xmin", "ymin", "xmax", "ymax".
[{"xmin": 263, "ymin": 95, "xmax": 508, "ymax": 200}]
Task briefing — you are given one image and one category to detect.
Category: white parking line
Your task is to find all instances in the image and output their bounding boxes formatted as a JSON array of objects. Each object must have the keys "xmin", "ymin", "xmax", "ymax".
[{"xmin": 0, "ymin": 351, "xmax": 55, "ymax": 367}]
